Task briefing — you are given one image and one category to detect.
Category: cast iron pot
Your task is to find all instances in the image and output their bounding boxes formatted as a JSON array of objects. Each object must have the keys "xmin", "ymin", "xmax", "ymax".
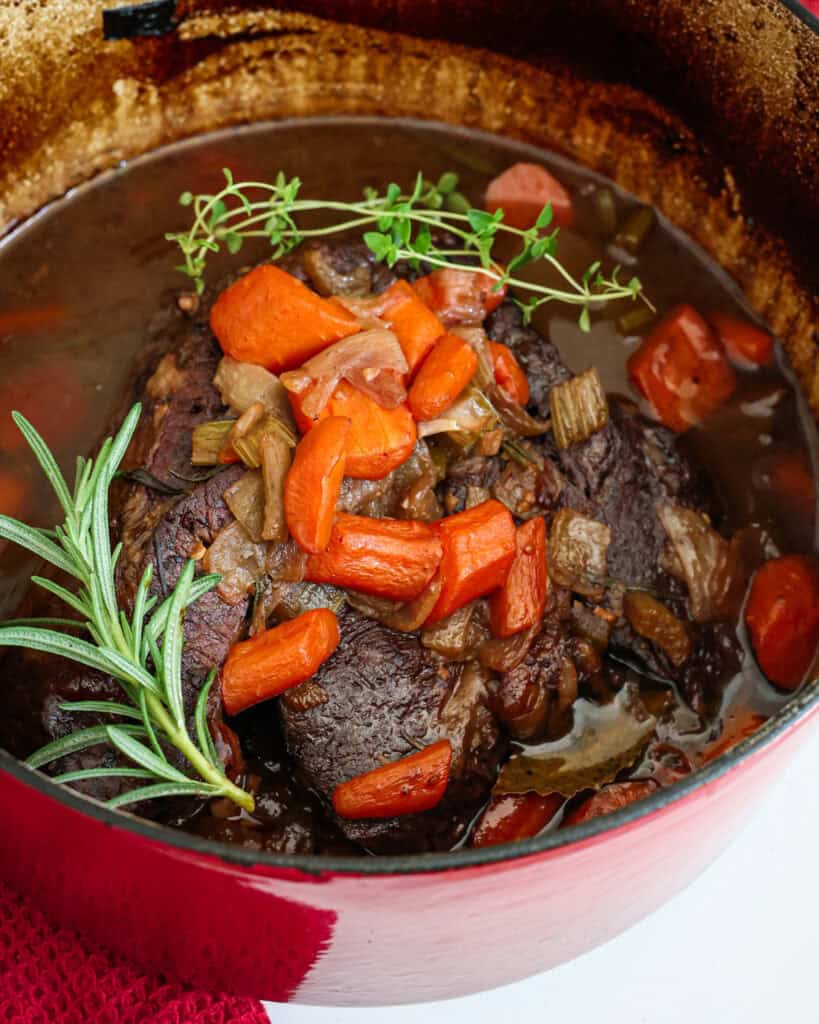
[{"xmin": 0, "ymin": 0, "xmax": 817, "ymax": 1005}]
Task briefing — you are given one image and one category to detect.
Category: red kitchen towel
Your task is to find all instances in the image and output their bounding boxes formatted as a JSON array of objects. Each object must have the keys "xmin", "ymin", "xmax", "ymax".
[{"xmin": 0, "ymin": 880, "xmax": 269, "ymax": 1024}]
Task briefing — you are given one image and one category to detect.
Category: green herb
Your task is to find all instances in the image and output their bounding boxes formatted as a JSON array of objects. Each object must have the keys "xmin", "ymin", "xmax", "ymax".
[
  {"xmin": 167, "ymin": 169, "xmax": 653, "ymax": 331},
  {"xmin": 0, "ymin": 404, "xmax": 254, "ymax": 813}
]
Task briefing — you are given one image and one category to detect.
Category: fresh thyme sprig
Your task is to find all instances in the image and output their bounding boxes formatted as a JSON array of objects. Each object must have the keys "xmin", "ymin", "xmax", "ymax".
[
  {"xmin": 0, "ymin": 405, "xmax": 254, "ymax": 812},
  {"xmin": 167, "ymin": 170, "xmax": 650, "ymax": 331}
]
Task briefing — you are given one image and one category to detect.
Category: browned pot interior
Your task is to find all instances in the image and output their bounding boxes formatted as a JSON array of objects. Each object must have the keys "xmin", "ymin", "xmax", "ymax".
[{"xmin": 1, "ymin": 1, "xmax": 816, "ymax": 415}]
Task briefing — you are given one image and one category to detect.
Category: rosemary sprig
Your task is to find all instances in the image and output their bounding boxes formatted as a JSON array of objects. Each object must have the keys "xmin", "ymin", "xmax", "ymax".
[
  {"xmin": 0, "ymin": 404, "xmax": 254, "ymax": 813},
  {"xmin": 167, "ymin": 170, "xmax": 650, "ymax": 331}
]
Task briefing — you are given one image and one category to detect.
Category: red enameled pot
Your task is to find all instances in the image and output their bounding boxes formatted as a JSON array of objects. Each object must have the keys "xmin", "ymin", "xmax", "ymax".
[{"xmin": 0, "ymin": 0, "xmax": 817, "ymax": 1006}]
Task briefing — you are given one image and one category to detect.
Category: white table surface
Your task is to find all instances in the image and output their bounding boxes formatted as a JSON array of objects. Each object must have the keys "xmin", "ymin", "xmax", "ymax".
[{"xmin": 266, "ymin": 733, "xmax": 819, "ymax": 1023}]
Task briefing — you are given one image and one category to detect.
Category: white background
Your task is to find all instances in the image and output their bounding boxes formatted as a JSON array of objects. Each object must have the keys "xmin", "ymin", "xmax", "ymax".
[{"xmin": 266, "ymin": 734, "xmax": 819, "ymax": 1023}]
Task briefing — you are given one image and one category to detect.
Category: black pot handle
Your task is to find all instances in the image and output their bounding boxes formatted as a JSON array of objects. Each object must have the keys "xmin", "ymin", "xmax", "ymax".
[{"xmin": 102, "ymin": 0, "xmax": 178, "ymax": 39}]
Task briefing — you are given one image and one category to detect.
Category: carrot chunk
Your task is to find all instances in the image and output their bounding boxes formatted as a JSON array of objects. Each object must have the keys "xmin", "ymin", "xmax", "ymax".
[
  {"xmin": 333, "ymin": 739, "xmax": 452, "ymax": 819},
  {"xmin": 564, "ymin": 781, "xmax": 658, "ymax": 827},
  {"xmin": 412, "ymin": 269, "xmax": 507, "ymax": 326},
  {"xmin": 304, "ymin": 513, "xmax": 442, "ymax": 602},
  {"xmin": 485, "ymin": 162, "xmax": 574, "ymax": 230},
  {"xmin": 285, "ymin": 416, "xmax": 350, "ymax": 554},
  {"xmin": 627, "ymin": 304, "xmax": 736, "ymax": 432},
  {"xmin": 709, "ymin": 312, "xmax": 774, "ymax": 368},
  {"xmin": 377, "ymin": 280, "xmax": 445, "ymax": 375},
  {"xmin": 489, "ymin": 517, "xmax": 548, "ymax": 638},
  {"xmin": 408, "ymin": 334, "xmax": 478, "ymax": 422},
  {"xmin": 209, "ymin": 265, "xmax": 361, "ymax": 372},
  {"xmin": 289, "ymin": 380, "xmax": 416, "ymax": 480},
  {"xmin": 221, "ymin": 608, "xmax": 340, "ymax": 715},
  {"xmin": 427, "ymin": 499, "xmax": 516, "ymax": 624},
  {"xmin": 471, "ymin": 792, "xmax": 563, "ymax": 848},
  {"xmin": 488, "ymin": 341, "xmax": 530, "ymax": 405},
  {"xmin": 745, "ymin": 554, "xmax": 819, "ymax": 690}
]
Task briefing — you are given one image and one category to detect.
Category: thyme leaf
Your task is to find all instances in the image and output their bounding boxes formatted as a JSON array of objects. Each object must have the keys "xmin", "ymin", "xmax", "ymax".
[{"xmin": 166, "ymin": 169, "xmax": 651, "ymax": 331}]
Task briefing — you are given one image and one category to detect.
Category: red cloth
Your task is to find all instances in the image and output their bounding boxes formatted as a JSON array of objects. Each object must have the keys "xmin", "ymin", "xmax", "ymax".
[{"xmin": 0, "ymin": 880, "xmax": 269, "ymax": 1024}]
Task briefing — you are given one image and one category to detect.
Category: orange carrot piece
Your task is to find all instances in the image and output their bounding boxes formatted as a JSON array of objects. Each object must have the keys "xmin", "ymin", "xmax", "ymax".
[
  {"xmin": 627, "ymin": 304, "xmax": 736, "ymax": 432},
  {"xmin": 289, "ymin": 380, "xmax": 416, "ymax": 480},
  {"xmin": 304, "ymin": 513, "xmax": 442, "ymax": 602},
  {"xmin": 471, "ymin": 792, "xmax": 563, "ymax": 848},
  {"xmin": 333, "ymin": 739, "xmax": 452, "ymax": 820},
  {"xmin": 209, "ymin": 265, "xmax": 361, "ymax": 372},
  {"xmin": 377, "ymin": 280, "xmax": 445, "ymax": 375},
  {"xmin": 709, "ymin": 312, "xmax": 774, "ymax": 368},
  {"xmin": 408, "ymin": 334, "xmax": 478, "ymax": 422},
  {"xmin": 285, "ymin": 416, "xmax": 350, "ymax": 554},
  {"xmin": 488, "ymin": 341, "xmax": 530, "ymax": 405},
  {"xmin": 427, "ymin": 499, "xmax": 516, "ymax": 624},
  {"xmin": 412, "ymin": 269, "xmax": 507, "ymax": 327},
  {"xmin": 745, "ymin": 554, "xmax": 819, "ymax": 690},
  {"xmin": 221, "ymin": 608, "xmax": 340, "ymax": 715},
  {"xmin": 485, "ymin": 162, "xmax": 574, "ymax": 230},
  {"xmin": 564, "ymin": 781, "xmax": 658, "ymax": 826},
  {"xmin": 489, "ymin": 517, "xmax": 548, "ymax": 638}
]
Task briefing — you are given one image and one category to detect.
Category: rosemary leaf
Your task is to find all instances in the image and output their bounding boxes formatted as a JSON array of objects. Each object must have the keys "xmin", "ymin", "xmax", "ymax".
[
  {"xmin": 195, "ymin": 670, "xmax": 219, "ymax": 769},
  {"xmin": 107, "ymin": 781, "xmax": 220, "ymax": 810},
  {"xmin": 106, "ymin": 727, "xmax": 191, "ymax": 783},
  {"xmin": 58, "ymin": 700, "xmax": 143, "ymax": 719},
  {"xmin": 25, "ymin": 723, "xmax": 148, "ymax": 769},
  {"xmin": 52, "ymin": 767, "xmax": 155, "ymax": 784}
]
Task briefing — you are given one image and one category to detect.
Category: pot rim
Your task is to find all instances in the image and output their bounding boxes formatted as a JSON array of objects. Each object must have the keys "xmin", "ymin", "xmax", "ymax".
[
  {"xmin": 0, "ymin": 4, "xmax": 817, "ymax": 871},
  {"xmin": 779, "ymin": 0, "xmax": 819, "ymax": 32},
  {"xmin": 3, "ymin": 678, "xmax": 817, "ymax": 876}
]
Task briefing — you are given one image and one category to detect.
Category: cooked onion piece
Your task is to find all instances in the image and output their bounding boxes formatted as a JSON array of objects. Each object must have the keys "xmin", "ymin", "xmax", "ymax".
[
  {"xmin": 486, "ymin": 382, "xmax": 551, "ymax": 437},
  {"xmin": 657, "ymin": 504, "xmax": 742, "ymax": 623},
  {"xmin": 623, "ymin": 590, "xmax": 691, "ymax": 666},
  {"xmin": 224, "ymin": 469, "xmax": 265, "ymax": 543},
  {"xmin": 549, "ymin": 508, "xmax": 611, "ymax": 599},
  {"xmin": 213, "ymin": 355, "xmax": 296, "ymax": 429},
  {"xmin": 203, "ymin": 520, "xmax": 269, "ymax": 605},
  {"xmin": 417, "ymin": 388, "xmax": 498, "ymax": 440},
  {"xmin": 280, "ymin": 329, "xmax": 408, "ymax": 418},
  {"xmin": 549, "ymin": 367, "xmax": 609, "ymax": 449}
]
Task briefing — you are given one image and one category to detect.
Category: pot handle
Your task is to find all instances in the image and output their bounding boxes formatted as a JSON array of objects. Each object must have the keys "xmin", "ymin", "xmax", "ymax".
[{"xmin": 103, "ymin": 0, "xmax": 178, "ymax": 39}]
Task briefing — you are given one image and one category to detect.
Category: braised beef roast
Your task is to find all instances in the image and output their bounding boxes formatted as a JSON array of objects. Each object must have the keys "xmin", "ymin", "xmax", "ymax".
[{"xmin": 0, "ymin": 239, "xmax": 745, "ymax": 853}]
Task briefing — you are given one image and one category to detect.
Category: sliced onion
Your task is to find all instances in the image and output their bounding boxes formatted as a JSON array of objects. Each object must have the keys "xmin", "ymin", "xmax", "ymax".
[
  {"xmin": 486, "ymin": 383, "xmax": 551, "ymax": 437},
  {"xmin": 303, "ymin": 246, "xmax": 372, "ymax": 297},
  {"xmin": 657, "ymin": 504, "xmax": 742, "ymax": 623},
  {"xmin": 421, "ymin": 602, "xmax": 489, "ymax": 659},
  {"xmin": 478, "ymin": 625, "xmax": 538, "ymax": 671},
  {"xmin": 549, "ymin": 508, "xmax": 611, "ymax": 599},
  {"xmin": 347, "ymin": 573, "xmax": 443, "ymax": 633},
  {"xmin": 623, "ymin": 590, "xmax": 691, "ymax": 666},
  {"xmin": 417, "ymin": 388, "xmax": 498, "ymax": 439},
  {"xmin": 280, "ymin": 329, "xmax": 408, "ymax": 418},
  {"xmin": 224, "ymin": 470, "xmax": 264, "ymax": 543},
  {"xmin": 213, "ymin": 356, "xmax": 295, "ymax": 430},
  {"xmin": 332, "ymin": 293, "xmax": 389, "ymax": 330},
  {"xmin": 202, "ymin": 520, "xmax": 268, "ymax": 605}
]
